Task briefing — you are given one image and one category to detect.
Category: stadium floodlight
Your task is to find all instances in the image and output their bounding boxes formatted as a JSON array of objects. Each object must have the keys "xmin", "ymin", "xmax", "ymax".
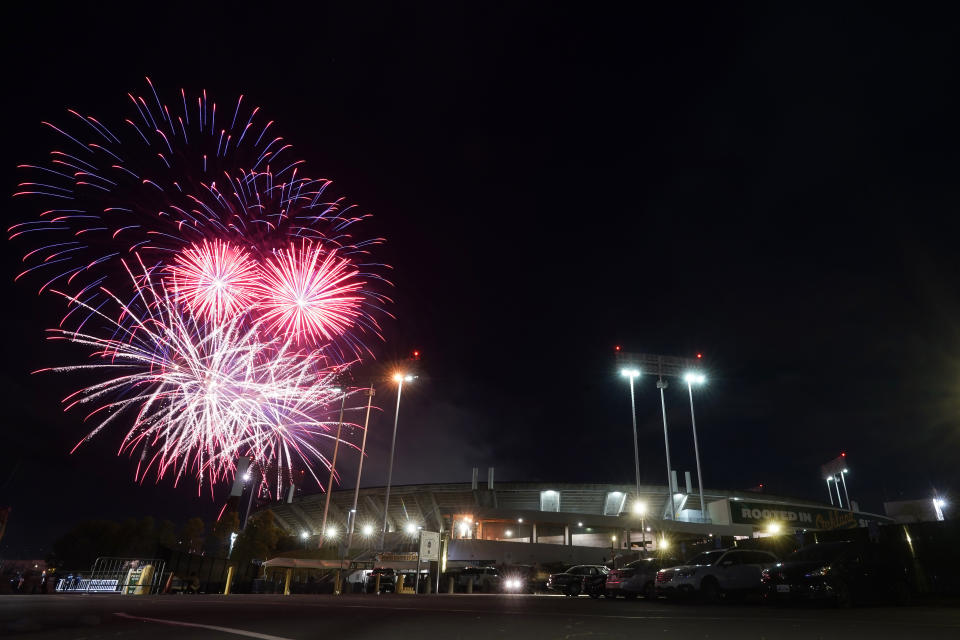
[
  {"xmin": 683, "ymin": 372, "xmax": 708, "ymax": 520},
  {"xmin": 381, "ymin": 373, "xmax": 415, "ymax": 549},
  {"xmin": 620, "ymin": 368, "xmax": 643, "ymax": 518}
]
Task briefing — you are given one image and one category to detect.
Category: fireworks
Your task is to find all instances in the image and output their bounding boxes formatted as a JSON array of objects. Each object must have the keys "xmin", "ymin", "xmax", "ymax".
[
  {"xmin": 256, "ymin": 240, "xmax": 365, "ymax": 344},
  {"xmin": 10, "ymin": 78, "xmax": 391, "ymax": 357},
  {"xmin": 167, "ymin": 239, "xmax": 259, "ymax": 323},
  {"xmin": 11, "ymin": 80, "xmax": 392, "ymax": 491},
  {"xmin": 45, "ymin": 265, "xmax": 356, "ymax": 491}
]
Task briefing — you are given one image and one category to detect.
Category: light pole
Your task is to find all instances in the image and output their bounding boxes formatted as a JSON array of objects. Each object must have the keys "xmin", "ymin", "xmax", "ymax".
[
  {"xmin": 683, "ymin": 373, "xmax": 707, "ymax": 521},
  {"xmin": 380, "ymin": 373, "xmax": 413, "ymax": 550},
  {"xmin": 657, "ymin": 377, "xmax": 677, "ymax": 520},
  {"xmin": 620, "ymin": 368, "xmax": 642, "ymax": 502},
  {"xmin": 346, "ymin": 387, "xmax": 375, "ymax": 550},
  {"xmin": 825, "ymin": 477, "xmax": 834, "ymax": 505},
  {"xmin": 831, "ymin": 475, "xmax": 844, "ymax": 508},
  {"xmin": 839, "ymin": 469, "xmax": 852, "ymax": 512},
  {"xmin": 319, "ymin": 390, "xmax": 347, "ymax": 548}
]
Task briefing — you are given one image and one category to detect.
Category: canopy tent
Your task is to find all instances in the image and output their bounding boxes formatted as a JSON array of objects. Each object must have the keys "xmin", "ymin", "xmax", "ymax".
[{"xmin": 262, "ymin": 557, "xmax": 343, "ymax": 570}]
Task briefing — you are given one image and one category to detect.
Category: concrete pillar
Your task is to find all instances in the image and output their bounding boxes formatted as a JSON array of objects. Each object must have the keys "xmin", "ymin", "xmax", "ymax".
[
  {"xmin": 283, "ymin": 568, "xmax": 292, "ymax": 596},
  {"xmin": 564, "ymin": 524, "xmax": 571, "ymax": 546},
  {"xmin": 531, "ymin": 523, "xmax": 537, "ymax": 544}
]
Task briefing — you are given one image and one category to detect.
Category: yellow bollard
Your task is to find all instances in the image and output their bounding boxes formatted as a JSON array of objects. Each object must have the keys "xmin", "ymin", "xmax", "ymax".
[
  {"xmin": 374, "ymin": 573, "xmax": 381, "ymax": 595},
  {"xmin": 397, "ymin": 574, "xmax": 405, "ymax": 594},
  {"xmin": 447, "ymin": 576, "xmax": 454, "ymax": 594},
  {"xmin": 224, "ymin": 566, "xmax": 235, "ymax": 595},
  {"xmin": 284, "ymin": 568, "xmax": 293, "ymax": 596},
  {"xmin": 334, "ymin": 570, "xmax": 342, "ymax": 595}
]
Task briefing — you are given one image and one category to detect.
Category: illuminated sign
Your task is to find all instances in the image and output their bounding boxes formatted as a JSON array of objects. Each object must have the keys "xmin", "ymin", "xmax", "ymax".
[{"xmin": 730, "ymin": 501, "xmax": 890, "ymax": 530}]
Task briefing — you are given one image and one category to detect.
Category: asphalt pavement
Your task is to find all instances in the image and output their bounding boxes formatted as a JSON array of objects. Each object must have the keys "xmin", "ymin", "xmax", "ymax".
[{"xmin": 2, "ymin": 592, "xmax": 959, "ymax": 639}]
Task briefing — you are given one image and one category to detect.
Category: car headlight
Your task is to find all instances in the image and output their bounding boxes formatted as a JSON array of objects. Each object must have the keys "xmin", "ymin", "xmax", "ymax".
[
  {"xmin": 675, "ymin": 568, "xmax": 698, "ymax": 578},
  {"xmin": 804, "ymin": 565, "xmax": 832, "ymax": 578}
]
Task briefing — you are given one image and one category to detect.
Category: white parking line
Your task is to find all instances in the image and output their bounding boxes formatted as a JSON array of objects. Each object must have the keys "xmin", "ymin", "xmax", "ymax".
[{"xmin": 113, "ymin": 612, "xmax": 293, "ymax": 640}]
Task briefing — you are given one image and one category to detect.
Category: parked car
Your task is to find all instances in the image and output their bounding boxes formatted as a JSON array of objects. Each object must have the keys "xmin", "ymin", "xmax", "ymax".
[
  {"xmin": 457, "ymin": 566, "xmax": 500, "ymax": 592},
  {"xmin": 761, "ymin": 541, "xmax": 911, "ymax": 607},
  {"xmin": 656, "ymin": 549, "xmax": 778, "ymax": 601},
  {"xmin": 606, "ymin": 557, "xmax": 680, "ymax": 599},
  {"xmin": 365, "ymin": 567, "xmax": 397, "ymax": 593},
  {"xmin": 547, "ymin": 565, "xmax": 609, "ymax": 597}
]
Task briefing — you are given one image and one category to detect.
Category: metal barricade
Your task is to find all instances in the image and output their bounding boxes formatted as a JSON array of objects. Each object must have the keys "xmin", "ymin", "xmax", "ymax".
[{"xmin": 55, "ymin": 557, "xmax": 166, "ymax": 595}]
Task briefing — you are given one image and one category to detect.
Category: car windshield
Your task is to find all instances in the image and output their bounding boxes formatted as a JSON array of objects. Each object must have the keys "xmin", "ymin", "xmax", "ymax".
[
  {"xmin": 686, "ymin": 551, "xmax": 726, "ymax": 566},
  {"xmin": 787, "ymin": 544, "xmax": 852, "ymax": 563}
]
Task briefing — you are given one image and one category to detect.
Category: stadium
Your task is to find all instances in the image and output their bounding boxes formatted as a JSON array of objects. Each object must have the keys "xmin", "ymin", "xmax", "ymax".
[{"xmin": 260, "ymin": 475, "xmax": 893, "ymax": 567}]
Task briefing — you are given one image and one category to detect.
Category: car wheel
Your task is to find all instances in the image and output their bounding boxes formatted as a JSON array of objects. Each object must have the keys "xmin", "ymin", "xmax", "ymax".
[
  {"xmin": 566, "ymin": 583, "xmax": 581, "ymax": 597},
  {"xmin": 589, "ymin": 591, "xmax": 600, "ymax": 599},
  {"xmin": 624, "ymin": 592, "xmax": 637, "ymax": 600},
  {"xmin": 701, "ymin": 578, "xmax": 722, "ymax": 604},
  {"xmin": 833, "ymin": 579, "xmax": 853, "ymax": 609}
]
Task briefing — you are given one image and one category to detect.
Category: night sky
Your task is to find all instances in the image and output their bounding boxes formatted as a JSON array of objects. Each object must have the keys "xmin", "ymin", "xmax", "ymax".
[{"xmin": 3, "ymin": 3, "xmax": 960, "ymax": 558}]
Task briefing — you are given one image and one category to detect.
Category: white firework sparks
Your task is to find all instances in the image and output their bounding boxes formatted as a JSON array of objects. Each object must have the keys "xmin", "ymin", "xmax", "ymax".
[{"xmin": 42, "ymin": 262, "xmax": 357, "ymax": 491}]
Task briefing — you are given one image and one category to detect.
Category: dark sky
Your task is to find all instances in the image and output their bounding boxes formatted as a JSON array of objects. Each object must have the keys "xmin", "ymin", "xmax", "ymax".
[{"xmin": 3, "ymin": 3, "xmax": 960, "ymax": 558}]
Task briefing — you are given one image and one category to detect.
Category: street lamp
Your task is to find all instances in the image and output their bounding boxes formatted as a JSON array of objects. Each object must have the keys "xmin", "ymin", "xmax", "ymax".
[
  {"xmin": 633, "ymin": 501, "xmax": 647, "ymax": 552},
  {"xmin": 683, "ymin": 372, "xmax": 707, "ymax": 521},
  {"xmin": 404, "ymin": 522, "xmax": 417, "ymax": 535},
  {"xmin": 381, "ymin": 373, "xmax": 414, "ymax": 549},
  {"xmin": 620, "ymin": 368, "xmax": 642, "ymax": 506}
]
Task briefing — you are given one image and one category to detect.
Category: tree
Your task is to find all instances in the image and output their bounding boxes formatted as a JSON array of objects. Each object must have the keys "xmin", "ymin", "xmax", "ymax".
[
  {"xmin": 157, "ymin": 520, "xmax": 177, "ymax": 549},
  {"xmin": 211, "ymin": 511, "xmax": 239, "ymax": 556},
  {"xmin": 231, "ymin": 511, "xmax": 281, "ymax": 565},
  {"xmin": 114, "ymin": 516, "xmax": 159, "ymax": 557},
  {"xmin": 180, "ymin": 517, "xmax": 205, "ymax": 554},
  {"xmin": 49, "ymin": 520, "xmax": 121, "ymax": 570}
]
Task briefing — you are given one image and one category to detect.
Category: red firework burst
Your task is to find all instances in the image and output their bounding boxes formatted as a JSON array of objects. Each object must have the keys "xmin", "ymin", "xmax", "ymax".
[
  {"xmin": 255, "ymin": 241, "xmax": 365, "ymax": 343},
  {"xmin": 167, "ymin": 239, "xmax": 259, "ymax": 322}
]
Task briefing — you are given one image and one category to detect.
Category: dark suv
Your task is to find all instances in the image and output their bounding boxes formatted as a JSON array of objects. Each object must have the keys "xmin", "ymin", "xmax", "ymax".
[
  {"xmin": 761, "ymin": 541, "xmax": 911, "ymax": 607},
  {"xmin": 547, "ymin": 565, "xmax": 609, "ymax": 597}
]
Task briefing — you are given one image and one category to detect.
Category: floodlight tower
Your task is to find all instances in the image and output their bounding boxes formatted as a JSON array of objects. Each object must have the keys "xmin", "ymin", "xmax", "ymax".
[{"xmin": 615, "ymin": 350, "xmax": 702, "ymax": 520}]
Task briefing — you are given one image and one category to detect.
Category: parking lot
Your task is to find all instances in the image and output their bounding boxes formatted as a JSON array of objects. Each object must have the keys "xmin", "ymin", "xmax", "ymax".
[{"xmin": 3, "ymin": 592, "xmax": 960, "ymax": 639}]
